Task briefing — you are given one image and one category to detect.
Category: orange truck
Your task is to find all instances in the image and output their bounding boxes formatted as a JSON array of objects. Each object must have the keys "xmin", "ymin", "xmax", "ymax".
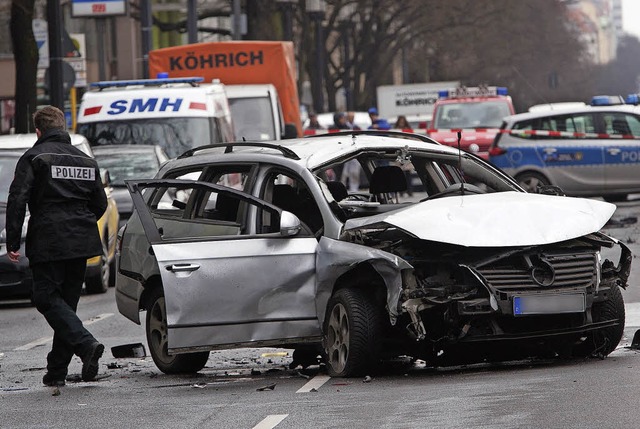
[{"xmin": 149, "ymin": 41, "xmax": 302, "ymax": 138}]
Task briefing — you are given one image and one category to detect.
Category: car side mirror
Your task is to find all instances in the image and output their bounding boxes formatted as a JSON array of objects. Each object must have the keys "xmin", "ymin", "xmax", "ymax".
[
  {"xmin": 283, "ymin": 123, "xmax": 298, "ymax": 139},
  {"xmin": 280, "ymin": 210, "xmax": 302, "ymax": 236}
]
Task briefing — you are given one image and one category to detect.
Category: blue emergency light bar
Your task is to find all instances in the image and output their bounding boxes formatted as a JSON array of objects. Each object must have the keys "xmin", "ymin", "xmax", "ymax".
[
  {"xmin": 625, "ymin": 94, "xmax": 640, "ymax": 105},
  {"xmin": 590, "ymin": 95, "xmax": 625, "ymax": 106},
  {"xmin": 90, "ymin": 77, "xmax": 204, "ymax": 90}
]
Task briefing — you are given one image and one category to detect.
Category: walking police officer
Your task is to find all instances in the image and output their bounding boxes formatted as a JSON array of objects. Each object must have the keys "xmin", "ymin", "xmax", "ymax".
[{"xmin": 6, "ymin": 106, "xmax": 108, "ymax": 386}]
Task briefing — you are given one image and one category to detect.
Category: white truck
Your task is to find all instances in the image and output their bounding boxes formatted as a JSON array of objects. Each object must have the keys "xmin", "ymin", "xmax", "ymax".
[
  {"xmin": 376, "ymin": 81, "xmax": 459, "ymax": 128},
  {"xmin": 225, "ymin": 84, "xmax": 297, "ymax": 141},
  {"xmin": 76, "ymin": 77, "xmax": 235, "ymax": 159}
]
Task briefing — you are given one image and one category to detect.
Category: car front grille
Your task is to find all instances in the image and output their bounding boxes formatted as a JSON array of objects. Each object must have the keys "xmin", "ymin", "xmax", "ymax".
[{"xmin": 477, "ymin": 250, "xmax": 597, "ymax": 292}]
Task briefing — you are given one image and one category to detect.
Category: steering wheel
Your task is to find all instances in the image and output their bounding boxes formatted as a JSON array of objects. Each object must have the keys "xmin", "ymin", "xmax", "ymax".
[{"xmin": 421, "ymin": 183, "xmax": 485, "ymax": 202}]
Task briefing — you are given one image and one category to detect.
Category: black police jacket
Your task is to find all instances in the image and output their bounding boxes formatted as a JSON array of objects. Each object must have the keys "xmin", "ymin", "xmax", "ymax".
[{"xmin": 6, "ymin": 129, "xmax": 108, "ymax": 264}]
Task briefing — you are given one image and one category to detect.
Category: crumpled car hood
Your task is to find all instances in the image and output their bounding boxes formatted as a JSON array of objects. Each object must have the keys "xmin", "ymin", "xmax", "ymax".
[{"xmin": 344, "ymin": 191, "xmax": 616, "ymax": 247}]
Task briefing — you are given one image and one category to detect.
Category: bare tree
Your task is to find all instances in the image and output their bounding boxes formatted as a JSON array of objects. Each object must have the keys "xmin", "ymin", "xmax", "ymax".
[{"xmin": 10, "ymin": 0, "xmax": 38, "ymax": 133}]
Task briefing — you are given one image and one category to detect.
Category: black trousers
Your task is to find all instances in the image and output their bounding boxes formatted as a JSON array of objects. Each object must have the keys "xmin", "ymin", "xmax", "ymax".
[{"xmin": 31, "ymin": 258, "xmax": 97, "ymax": 378}]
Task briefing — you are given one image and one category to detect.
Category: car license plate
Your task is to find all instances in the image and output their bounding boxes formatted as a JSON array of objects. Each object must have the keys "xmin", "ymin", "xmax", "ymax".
[{"xmin": 513, "ymin": 293, "xmax": 585, "ymax": 316}]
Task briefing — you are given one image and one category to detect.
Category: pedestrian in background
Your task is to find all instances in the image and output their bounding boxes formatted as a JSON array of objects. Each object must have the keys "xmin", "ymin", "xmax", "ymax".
[
  {"xmin": 367, "ymin": 107, "xmax": 391, "ymax": 130},
  {"xmin": 330, "ymin": 112, "xmax": 351, "ymax": 130},
  {"xmin": 6, "ymin": 106, "xmax": 108, "ymax": 387},
  {"xmin": 394, "ymin": 115, "xmax": 413, "ymax": 131},
  {"xmin": 346, "ymin": 111, "xmax": 361, "ymax": 130},
  {"xmin": 306, "ymin": 112, "xmax": 324, "ymax": 130}
]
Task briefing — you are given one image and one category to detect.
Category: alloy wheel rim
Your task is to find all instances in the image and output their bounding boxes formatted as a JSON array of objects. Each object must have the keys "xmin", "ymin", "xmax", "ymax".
[{"xmin": 326, "ymin": 302, "xmax": 349, "ymax": 373}]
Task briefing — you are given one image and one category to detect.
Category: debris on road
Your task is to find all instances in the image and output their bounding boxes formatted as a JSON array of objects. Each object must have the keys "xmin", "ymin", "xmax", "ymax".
[
  {"xmin": 256, "ymin": 383, "xmax": 276, "ymax": 391},
  {"xmin": 363, "ymin": 375, "xmax": 372, "ymax": 383},
  {"xmin": 111, "ymin": 343, "xmax": 146, "ymax": 358}
]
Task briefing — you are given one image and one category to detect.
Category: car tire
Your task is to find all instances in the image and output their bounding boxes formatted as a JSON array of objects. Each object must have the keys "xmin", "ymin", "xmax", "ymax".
[
  {"xmin": 515, "ymin": 171, "xmax": 551, "ymax": 193},
  {"xmin": 323, "ymin": 288, "xmax": 383, "ymax": 377},
  {"xmin": 573, "ymin": 285, "xmax": 625, "ymax": 358},
  {"xmin": 145, "ymin": 288, "xmax": 209, "ymax": 374},
  {"xmin": 84, "ymin": 238, "xmax": 109, "ymax": 294}
]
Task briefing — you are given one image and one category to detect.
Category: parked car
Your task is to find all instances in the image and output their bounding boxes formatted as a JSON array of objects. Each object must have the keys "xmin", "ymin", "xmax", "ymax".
[
  {"xmin": 0, "ymin": 151, "xmax": 33, "ymax": 301},
  {"xmin": 0, "ymin": 134, "xmax": 119, "ymax": 297},
  {"xmin": 91, "ymin": 145, "xmax": 168, "ymax": 228},
  {"xmin": 116, "ymin": 130, "xmax": 631, "ymax": 377},
  {"xmin": 489, "ymin": 104, "xmax": 640, "ymax": 201}
]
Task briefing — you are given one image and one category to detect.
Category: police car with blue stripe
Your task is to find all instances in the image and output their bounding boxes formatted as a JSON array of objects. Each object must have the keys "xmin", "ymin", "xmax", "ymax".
[{"xmin": 489, "ymin": 95, "xmax": 640, "ymax": 202}]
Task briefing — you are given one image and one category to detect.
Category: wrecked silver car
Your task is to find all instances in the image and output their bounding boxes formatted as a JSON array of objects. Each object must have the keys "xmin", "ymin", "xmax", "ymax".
[{"xmin": 115, "ymin": 131, "xmax": 631, "ymax": 377}]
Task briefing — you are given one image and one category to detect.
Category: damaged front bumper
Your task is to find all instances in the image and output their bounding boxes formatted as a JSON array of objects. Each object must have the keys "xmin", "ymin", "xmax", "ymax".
[{"xmin": 396, "ymin": 233, "xmax": 632, "ymax": 345}]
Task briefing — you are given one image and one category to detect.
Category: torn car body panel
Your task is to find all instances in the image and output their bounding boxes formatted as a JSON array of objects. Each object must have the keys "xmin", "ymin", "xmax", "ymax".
[{"xmin": 316, "ymin": 237, "xmax": 413, "ymax": 327}]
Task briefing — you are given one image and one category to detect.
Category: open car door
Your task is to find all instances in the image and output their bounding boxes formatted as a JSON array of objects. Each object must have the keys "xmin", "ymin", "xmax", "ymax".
[{"xmin": 126, "ymin": 179, "xmax": 320, "ymax": 353}]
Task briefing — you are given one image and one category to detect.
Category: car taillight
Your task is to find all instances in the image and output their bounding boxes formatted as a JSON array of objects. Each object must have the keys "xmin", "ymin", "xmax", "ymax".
[
  {"xmin": 488, "ymin": 128, "xmax": 506, "ymax": 156},
  {"xmin": 489, "ymin": 146, "xmax": 507, "ymax": 156}
]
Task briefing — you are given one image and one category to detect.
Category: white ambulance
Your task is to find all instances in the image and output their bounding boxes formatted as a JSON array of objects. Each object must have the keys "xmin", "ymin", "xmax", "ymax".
[{"xmin": 76, "ymin": 77, "xmax": 235, "ymax": 159}]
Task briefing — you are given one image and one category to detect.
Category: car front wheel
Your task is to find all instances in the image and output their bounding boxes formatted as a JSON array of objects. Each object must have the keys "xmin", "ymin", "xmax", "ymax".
[
  {"xmin": 146, "ymin": 288, "xmax": 209, "ymax": 374},
  {"xmin": 323, "ymin": 288, "xmax": 383, "ymax": 377},
  {"xmin": 573, "ymin": 285, "xmax": 625, "ymax": 358}
]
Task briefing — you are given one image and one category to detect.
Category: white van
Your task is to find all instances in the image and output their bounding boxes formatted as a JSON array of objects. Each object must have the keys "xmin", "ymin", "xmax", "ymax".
[
  {"xmin": 76, "ymin": 77, "xmax": 235, "ymax": 158},
  {"xmin": 225, "ymin": 84, "xmax": 297, "ymax": 141}
]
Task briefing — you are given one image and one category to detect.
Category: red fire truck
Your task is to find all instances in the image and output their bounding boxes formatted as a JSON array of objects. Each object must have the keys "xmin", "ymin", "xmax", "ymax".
[{"xmin": 428, "ymin": 86, "xmax": 515, "ymax": 159}]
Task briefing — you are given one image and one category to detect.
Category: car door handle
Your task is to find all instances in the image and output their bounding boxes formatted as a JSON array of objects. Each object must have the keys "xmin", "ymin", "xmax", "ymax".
[
  {"xmin": 607, "ymin": 148, "xmax": 621, "ymax": 156},
  {"xmin": 166, "ymin": 263, "xmax": 201, "ymax": 273}
]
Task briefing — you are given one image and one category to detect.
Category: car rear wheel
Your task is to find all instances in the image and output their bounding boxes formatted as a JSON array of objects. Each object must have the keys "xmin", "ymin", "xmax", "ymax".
[
  {"xmin": 573, "ymin": 285, "xmax": 625, "ymax": 358},
  {"xmin": 515, "ymin": 171, "xmax": 550, "ymax": 193},
  {"xmin": 323, "ymin": 288, "xmax": 383, "ymax": 377},
  {"xmin": 146, "ymin": 288, "xmax": 209, "ymax": 374},
  {"xmin": 84, "ymin": 238, "xmax": 109, "ymax": 294}
]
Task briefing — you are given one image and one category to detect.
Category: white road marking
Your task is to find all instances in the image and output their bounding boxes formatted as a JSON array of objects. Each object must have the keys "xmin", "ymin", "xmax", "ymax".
[
  {"xmin": 14, "ymin": 313, "xmax": 114, "ymax": 351},
  {"xmin": 252, "ymin": 414, "xmax": 288, "ymax": 429},
  {"xmin": 296, "ymin": 374, "xmax": 331, "ymax": 393}
]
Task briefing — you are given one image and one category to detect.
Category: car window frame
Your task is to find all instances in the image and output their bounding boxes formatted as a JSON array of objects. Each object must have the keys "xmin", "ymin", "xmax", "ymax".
[{"xmin": 126, "ymin": 178, "xmax": 285, "ymax": 244}]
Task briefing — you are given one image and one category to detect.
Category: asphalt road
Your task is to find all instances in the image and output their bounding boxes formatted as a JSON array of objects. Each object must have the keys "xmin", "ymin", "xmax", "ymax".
[{"xmin": 1, "ymin": 196, "xmax": 639, "ymax": 429}]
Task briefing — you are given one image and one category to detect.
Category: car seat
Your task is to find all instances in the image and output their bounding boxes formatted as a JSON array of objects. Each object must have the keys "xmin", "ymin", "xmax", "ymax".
[
  {"xmin": 369, "ymin": 165, "xmax": 407, "ymax": 202},
  {"xmin": 612, "ymin": 119, "xmax": 631, "ymax": 135},
  {"xmin": 326, "ymin": 181, "xmax": 348, "ymax": 202}
]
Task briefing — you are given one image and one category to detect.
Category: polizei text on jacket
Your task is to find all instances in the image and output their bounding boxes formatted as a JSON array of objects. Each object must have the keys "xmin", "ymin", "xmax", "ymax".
[{"xmin": 51, "ymin": 165, "xmax": 96, "ymax": 181}]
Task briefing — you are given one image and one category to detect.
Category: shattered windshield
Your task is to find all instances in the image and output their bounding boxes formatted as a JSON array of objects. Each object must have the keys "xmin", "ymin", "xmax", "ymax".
[{"xmin": 314, "ymin": 147, "xmax": 520, "ymax": 207}]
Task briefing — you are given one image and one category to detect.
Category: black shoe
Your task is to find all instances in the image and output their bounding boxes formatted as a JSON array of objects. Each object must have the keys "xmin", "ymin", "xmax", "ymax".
[
  {"xmin": 81, "ymin": 342, "xmax": 104, "ymax": 382},
  {"xmin": 43, "ymin": 372, "xmax": 66, "ymax": 387}
]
